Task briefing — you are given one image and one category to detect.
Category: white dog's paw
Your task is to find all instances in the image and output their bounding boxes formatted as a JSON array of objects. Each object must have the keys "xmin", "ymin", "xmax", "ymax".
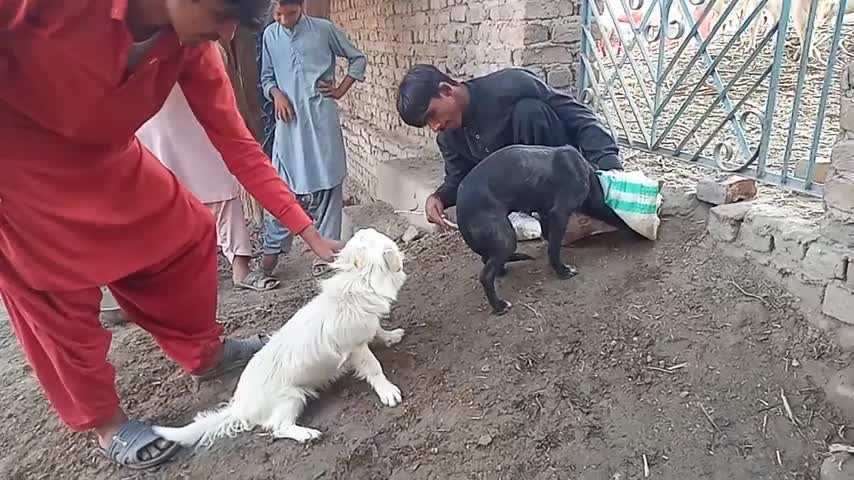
[
  {"xmin": 273, "ymin": 425, "xmax": 323, "ymax": 443},
  {"xmin": 382, "ymin": 328, "xmax": 405, "ymax": 347},
  {"xmin": 374, "ymin": 379, "xmax": 402, "ymax": 407}
]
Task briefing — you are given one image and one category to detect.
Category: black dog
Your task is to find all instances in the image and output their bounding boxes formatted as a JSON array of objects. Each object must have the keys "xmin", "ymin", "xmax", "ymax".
[{"xmin": 455, "ymin": 144, "xmax": 630, "ymax": 315}]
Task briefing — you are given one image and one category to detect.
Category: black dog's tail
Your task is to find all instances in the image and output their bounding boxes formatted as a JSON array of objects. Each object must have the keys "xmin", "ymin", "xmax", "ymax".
[{"xmin": 508, "ymin": 253, "xmax": 534, "ymax": 262}]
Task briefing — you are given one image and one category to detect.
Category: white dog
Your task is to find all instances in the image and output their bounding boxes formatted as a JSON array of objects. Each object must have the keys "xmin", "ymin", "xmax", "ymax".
[{"xmin": 153, "ymin": 228, "xmax": 408, "ymax": 447}]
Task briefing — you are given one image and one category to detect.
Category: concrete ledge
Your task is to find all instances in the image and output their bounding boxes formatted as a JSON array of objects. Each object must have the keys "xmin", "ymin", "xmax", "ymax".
[
  {"xmin": 374, "ymin": 155, "xmax": 450, "ymax": 231},
  {"xmin": 342, "ymin": 200, "xmax": 422, "ymax": 243}
]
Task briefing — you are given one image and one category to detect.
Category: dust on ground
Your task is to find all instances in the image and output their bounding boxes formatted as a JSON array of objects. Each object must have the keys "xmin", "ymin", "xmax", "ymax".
[{"xmin": 0, "ymin": 215, "xmax": 850, "ymax": 480}]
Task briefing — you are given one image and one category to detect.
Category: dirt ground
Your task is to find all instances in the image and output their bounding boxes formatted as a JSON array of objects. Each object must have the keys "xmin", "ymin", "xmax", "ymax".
[{"xmin": 0, "ymin": 215, "xmax": 851, "ymax": 480}]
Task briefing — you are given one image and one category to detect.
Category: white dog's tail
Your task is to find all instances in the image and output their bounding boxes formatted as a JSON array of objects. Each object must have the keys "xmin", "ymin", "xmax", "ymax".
[{"xmin": 153, "ymin": 404, "xmax": 248, "ymax": 448}]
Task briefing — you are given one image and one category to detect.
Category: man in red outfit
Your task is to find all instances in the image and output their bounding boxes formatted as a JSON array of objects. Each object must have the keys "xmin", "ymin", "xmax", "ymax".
[{"xmin": 0, "ymin": 0, "xmax": 341, "ymax": 470}]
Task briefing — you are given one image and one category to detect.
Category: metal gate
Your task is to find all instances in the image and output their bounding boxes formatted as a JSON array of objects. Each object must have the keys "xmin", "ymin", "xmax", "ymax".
[{"xmin": 576, "ymin": 0, "xmax": 852, "ymax": 195}]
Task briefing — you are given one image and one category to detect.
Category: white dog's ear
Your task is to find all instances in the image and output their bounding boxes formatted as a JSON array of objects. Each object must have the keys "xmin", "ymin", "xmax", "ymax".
[{"xmin": 382, "ymin": 248, "xmax": 403, "ymax": 272}]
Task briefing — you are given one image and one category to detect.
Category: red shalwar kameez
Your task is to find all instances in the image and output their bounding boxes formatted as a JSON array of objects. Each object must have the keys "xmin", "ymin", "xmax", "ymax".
[{"xmin": 0, "ymin": 0, "xmax": 312, "ymax": 431}]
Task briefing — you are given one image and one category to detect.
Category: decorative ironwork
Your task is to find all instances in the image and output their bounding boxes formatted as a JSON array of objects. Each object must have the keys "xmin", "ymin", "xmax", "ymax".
[{"xmin": 577, "ymin": 0, "xmax": 852, "ymax": 195}]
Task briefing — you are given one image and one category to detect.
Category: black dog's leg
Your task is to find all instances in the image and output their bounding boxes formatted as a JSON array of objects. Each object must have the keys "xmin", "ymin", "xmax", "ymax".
[
  {"xmin": 546, "ymin": 208, "xmax": 578, "ymax": 279},
  {"xmin": 480, "ymin": 258, "xmax": 512, "ymax": 315},
  {"xmin": 482, "ymin": 255, "xmax": 508, "ymax": 277},
  {"xmin": 538, "ymin": 211, "xmax": 550, "ymax": 241}
]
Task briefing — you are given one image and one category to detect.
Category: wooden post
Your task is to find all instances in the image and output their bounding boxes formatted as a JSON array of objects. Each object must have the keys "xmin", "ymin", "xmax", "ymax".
[{"xmin": 219, "ymin": 33, "xmax": 266, "ymax": 225}]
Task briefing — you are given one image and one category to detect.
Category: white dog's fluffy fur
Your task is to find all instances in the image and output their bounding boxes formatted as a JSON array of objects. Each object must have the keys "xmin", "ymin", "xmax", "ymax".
[{"xmin": 153, "ymin": 228, "xmax": 408, "ymax": 447}]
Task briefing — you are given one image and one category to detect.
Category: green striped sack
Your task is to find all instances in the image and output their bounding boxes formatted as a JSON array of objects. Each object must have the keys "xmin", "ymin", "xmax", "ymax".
[{"xmin": 596, "ymin": 169, "xmax": 663, "ymax": 240}]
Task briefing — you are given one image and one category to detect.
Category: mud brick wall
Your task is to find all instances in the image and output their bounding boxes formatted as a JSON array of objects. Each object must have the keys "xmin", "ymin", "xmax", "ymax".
[{"xmin": 328, "ymin": 0, "xmax": 582, "ymax": 200}]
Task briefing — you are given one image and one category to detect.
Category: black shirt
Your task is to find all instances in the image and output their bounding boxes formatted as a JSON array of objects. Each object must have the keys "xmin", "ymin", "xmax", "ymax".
[{"xmin": 434, "ymin": 68, "xmax": 622, "ymax": 208}]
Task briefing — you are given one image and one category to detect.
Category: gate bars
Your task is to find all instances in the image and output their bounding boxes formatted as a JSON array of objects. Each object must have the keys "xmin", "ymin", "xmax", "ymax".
[{"xmin": 576, "ymin": 0, "xmax": 851, "ymax": 195}]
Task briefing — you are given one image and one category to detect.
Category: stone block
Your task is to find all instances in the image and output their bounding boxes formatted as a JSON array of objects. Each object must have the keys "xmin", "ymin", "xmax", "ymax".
[
  {"xmin": 836, "ymin": 325, "xmax": 854, "ymax": 351},
  {"xmin": 696, "ymin": 175, "xmax": 757, "ymax": 205},
  {"xmin": 490, "ymin": 5, "xmax": 517, "ymax": 21},
  {"xmin": 512, "ymin": 45, "xmax": 573, "ymax": 66},
  {"xmin": 821, "ymin": 213, "xmax": 854, "ymax": 248},
  {"xmin": 660, "ymin": 186, "xmax": 702, "ymax": 218},
  {"xmin": 738, "ymin": 227, "xmax": 773, "ymax": 253},
  {"xmin": 849, "ymin": 261, "xmax": 854, "ymax": 286},
  {"xmin": 523, "ymin": 1, "xmax": 575, "ymax": 19},
  {"xmin": 449, "ymin": 5, "xmax": 466, "ymax": 22},
  {"xmin": 794, "ymin": 156, "xmax": 832, "ymax": 184},
  {"xmin": 826, "ymin": 364, "xmax": 854, "ymax": 421},
  {"xmin": 773, "ymin": 221, "xmax": 820, "ymax": 269},
  {"xmin": 742, "ymin": 203, "xmax": 789, "ymax": 236},
  {"xmin": 707, "ymin": 201, "xmax": 755, "ymax": 242},
  {"xmin": 803, "ymin": 242, "xmax": 849, "ymax": 281},
  {"xmin": 826, "ymin": 140, "xmax": 854, "ymax": 215},
  {"xmin": 524, "ymin": 23, "xmax": 551, "ymax": 44},
  {"xmin": 546, "ymin": 67, "xmax": 573, "ymax": 89},
  {"xmin": 782, "ymin": 276, "xmax": 834, "ymax": 330},
  {"xmin": 842, "ymin": 94, "xmax": 854, "ymax": 133},
  {"xmin": 823, "ymin": 282, "xmax": 854, "ymax": 325},
  {"xmin": 552, "ymin": 19, "xmax": 581, "ymax": 44},
  {"xmin": 466, "ymin": 4, "xmax": 486, "ymax": 23}
]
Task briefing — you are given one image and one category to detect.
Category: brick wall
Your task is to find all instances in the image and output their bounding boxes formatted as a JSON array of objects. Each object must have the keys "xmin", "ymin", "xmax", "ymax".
[{"xmin": 328, "ymin": 0, "xmax": 582, "ymax": 200}]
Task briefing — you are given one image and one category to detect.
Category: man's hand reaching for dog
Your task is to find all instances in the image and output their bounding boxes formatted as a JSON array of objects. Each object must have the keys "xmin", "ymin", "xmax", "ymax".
[
  {"xmin": 425, "ymin": 194, "xmax": 449, "ymax": 232},
  {"xmin": 299, "ymin": 226, "xmax": 343, "ymax": 262}
]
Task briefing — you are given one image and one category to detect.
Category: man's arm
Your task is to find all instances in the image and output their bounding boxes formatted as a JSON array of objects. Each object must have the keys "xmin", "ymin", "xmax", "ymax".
[
  {"xmin": 433, "ymin": 133, "xmax": 473, "ymax": 209},
  {"xmin": 323, "ymin": 21, "xmax": 366, "ymax": 99},
  {"xmin": 179, "ymin": 42, "xmax": 312, "ymax": 235},
  {"xmin": 505, "ymin": 70, "xmax": 622, "ymax": 170}
]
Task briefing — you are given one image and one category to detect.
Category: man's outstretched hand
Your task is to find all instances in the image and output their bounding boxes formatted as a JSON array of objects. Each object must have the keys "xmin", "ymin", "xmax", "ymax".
[
  {"xmin": 425, "ymin": 194, "xmax": 449, "ymax": 232},
  {"xmin": 299, "ymin": 226, "xmax": 343, "ymax": 262}
]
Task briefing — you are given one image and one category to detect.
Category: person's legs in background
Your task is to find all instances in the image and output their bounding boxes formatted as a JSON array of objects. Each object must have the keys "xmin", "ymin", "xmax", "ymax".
[
  {"xmin": 306, "ymin": 185, "xmax": 344, "ymax": 276},
  {"xmin": 260, "ymin": 210, "xmax": 297, "ymax": 276},
  {"xmin": 260, "ymin": 187, "xmax": 343, "ymax": 277}
]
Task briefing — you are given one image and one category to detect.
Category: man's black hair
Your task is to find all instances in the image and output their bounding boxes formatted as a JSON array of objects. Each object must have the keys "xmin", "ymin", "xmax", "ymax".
[
  {"xmin": 396, "ymin": 64, "xmax": 459, "ymax": 128},
  {"xmin": 274, "ymin": 0, "xmax": 304, "ymax": 6}
]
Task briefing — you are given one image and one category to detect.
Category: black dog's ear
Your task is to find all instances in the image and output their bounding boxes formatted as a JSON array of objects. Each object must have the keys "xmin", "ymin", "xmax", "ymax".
[{"xmin": 382, "ymin": 248, "xmax": 403, "ymax": 272}]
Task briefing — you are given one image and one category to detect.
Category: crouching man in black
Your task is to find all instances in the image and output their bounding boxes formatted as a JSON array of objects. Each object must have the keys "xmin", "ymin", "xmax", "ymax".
[{"xmin": 396, "ymin": 64, "xmax": 624, "ymax": 240}]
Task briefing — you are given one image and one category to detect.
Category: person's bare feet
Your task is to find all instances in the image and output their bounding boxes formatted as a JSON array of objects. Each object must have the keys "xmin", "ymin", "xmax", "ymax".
[
  {"xmin": 95, "ymin": 408, "xmax": 128, "ymax": 449},
  {"xmin": 232, "ymin": 255, "xmax": 252, "ymax": 284}
]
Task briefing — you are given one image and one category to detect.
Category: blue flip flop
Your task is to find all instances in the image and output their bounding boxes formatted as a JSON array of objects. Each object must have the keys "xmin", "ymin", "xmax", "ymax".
[{"xmin": 96, "ymin": 420, "xmax": 181, "ymax": 470}]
